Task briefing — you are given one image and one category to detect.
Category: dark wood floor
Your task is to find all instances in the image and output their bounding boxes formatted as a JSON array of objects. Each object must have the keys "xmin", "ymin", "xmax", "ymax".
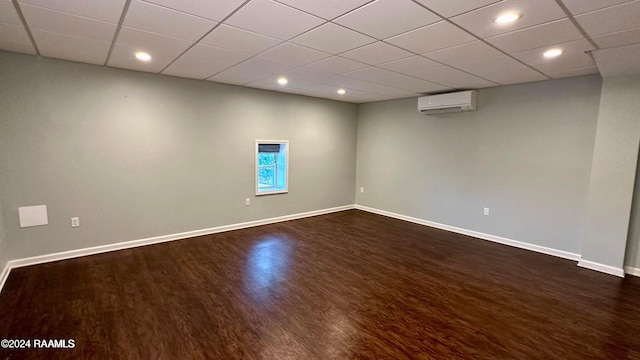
[{"xmin": 1, "ymin": 210, "xmax": 640, "ymax": 359}]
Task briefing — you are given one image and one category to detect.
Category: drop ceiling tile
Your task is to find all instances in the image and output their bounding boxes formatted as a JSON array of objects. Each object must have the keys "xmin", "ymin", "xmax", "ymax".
[
  {"xmin": 245, "ymin": 76, "xmax": 294, "ymax": 90},
  {"xmin": 340, "ymin": 42, "xmax": 413, "ymax": 65},
  {"xmin": 545, "ymin": 66, "xmax": 599, "ymax": 79},
  {"xmin": 258, "ymin": 77, "xmax": 341, "ymax": 93},
  {"xmin": 279, "ymin": 66, "xmax": 346, "ymax": 84},
  {"xmin": 201, "ymin": 24, "xmax": 281, "ymax": 55},
  {"xmin": 108, "ymin": 27, "xmax": 192, "ymax": 73},
  {"xmin": 509, "ymin": 39, "xmax": 596, "ymax": 75},
  {"xmin": 287, "ymin": 89, "xmax": 325, "ymax": 98},
  {"xmin": 424, "ymin": 41, "xmax": 503, "ymax": 66},
  {"xmin": 1, "ymin": 0, "xmax": 22, "ymax": 24},
  {"xmin": 32, "ymin": 29, "xmax": 110, "ymax": 64},
  {"xmin": 342, "ymin": 66, "xmax": 401, "ymax": 82},
  {"xmin": 245, "ymin": 80, "xmax": 302, "ymax": 92},
  {"xmin": 142, "ymin": 0, "xmax": 247, "ymax": 21},
  {"xmin": 18, "ymin": 0, "xmax": 126, "ymax": 23},
  {"xmin": 510, "ymin": 39, "xmax": 594, "ymax": 65},
  {"xmin": 413, "ymin": 0, "xmax": 501, "ymax": 18},
  {"xmin": 333, "ymin": 0, "xmax": 441, "ymax": 39},
  {"xmin": 378, "ymin": 55, "xmax": 441, "ymax": 75},
  {"xmin": 124, "ymin": 0, "xmax": 216, "ymax": 41},
  {"xmin": 257, "ymin": 81, "xmax": 389, "ymax": 102},
  {"xmin": 0, "ymin": 22, "xmax": 31, "ymax": 43},
  {"xmin": 450, "ymin": 0, "xmax": 566, "ymax": 38},
  {"xmin": 455, "ymin": 55, "xmax": 548, "ymax": 85},
  {"xmin": 274, "ymin": 0, "xmax": 372, "ymax": 20},
  {"xmin": 575, "ymin": 1, "xmax": 640, "ymax": 37},
  {"xmin": 318, "ymin": 74, "xmax": 363, "ymax": 86},
  {"xmin": 0, "ymin": 0, "xmax": 31, "ymax": 51},
  {"xmin": 561, "ymin": 0, "xmax": 633, "ymax": 15},
  {"xmin": 225, "ymin": 0, "xmax": 324, "ymax": 40},
  {"xmin": 208, "ymin": 73, "xmax": 254, "ymax": 85},
  {"xmin": 386, "ymin": 21, "xmax": 476, "ymax": 54},
  {"xmin": 280, "ymin": 66, "xmax": 328, "ymax": 80},
  {"xmin": 342, "ymin": 66, "xmax": 450, "ymax": 93},
  {"xmin": 0, "ymin": 23, "xmax": 36, "ymax": 54},
  {"xmin": 593, "ymin": 43, "xmax": 640, "ymax": 77},
  {"xmin": 250, "ymin": 79, "xmax": 292, "ymax": 94},
  {"xmin": 343, "ymin": 79, "xmax": 420, "ymax": 97},
  {"xmin": 323, "ymin": 92, "xmax": 371, "ymax": 104},
  {"xmin": 283, "ymin": 86, "xmax": 324, "ymax": 97},
  {"xmin": 291, "ymin": 23, "xmax": 375, "ymax": 54},
  {"xmin": 345, "ymin": 89, "xmax": 392, "ymax": 101},
  {"xmin": 335, "ymin": 89, "xmax": 393, "ymax": 102},
  {"xmin": 116, "ymin": 26, "xmax": 192, "ymax": 54},
  {"xmin": 416, "ymin": 66, "xmax": 498, "ymax": 89},
  {"xmin": 323, "ymin": 96, "xmax": 370, "ymax": 104},
  {"xmin": 532, "ymin": 54, "xmax": 595, "ymax": 75},
  {"xmin": 109, "ymin": 46, "xmax": 170, "ymax": 73},
  {"xmin": 486, "ymin": 19, "xmax": 583, "ymax": 53},
  {"xmin": 259, "ymin": 42, "xmax": 329, "ymax": 66},
  {"xmin": 306, "ymin": 56, "xmax": 369, "ymax": 74},
  {"xmin": 292, "ymin": 81, "xmax": 336, "ymax": 93},
  {"xmin": 208, "ymin": 57, "xmax": 292, "ymax": 85},
  {"xmin": 593, "ymin": 26, "xmax": 640, "ymax": 48},
  {"xmin": 163, "ymin": 44, "xmax": 251, "ymax": 80},
  {"xmin": 0, "ymin": 39, "xmax": 36, "ymax": 54},
  {"xmin": 376, "ymin": 74, "xmax": 452, "ymax": 93},
  {"xmin": 498, "ymin": 72, "xmax": 548, "ymax": 85},
  {"xmin": 380, "ymin": 57, "xmax": 496, "ymax": 88},
  {"xmin": 20, "ymin": 3, "xmax": 117, "ymax": 42},
  {"xmin": 300, "ymin": 86, "xmax": 379, "ymax": 104},
  {"xmin": 308, "ymin": 91, "xmax": 374, "ymax": 103},
  {"xmin": 246, "ymin": 82, "xmax": 329, "ymax": 101}
]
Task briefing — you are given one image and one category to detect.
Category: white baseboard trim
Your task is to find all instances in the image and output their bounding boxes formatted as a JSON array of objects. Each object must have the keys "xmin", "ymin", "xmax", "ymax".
[
  {"xmin": 355, "ymin": 205, "xmax": 581, "ymax": 261},
  {"xmin": 625, "ymin": 266, "xmax": 640, "ymax": 277},
  {"xmin": 578, "ymin": 259, "xmax": 625, "ymax": 278},
  {"xmin": 1, "ymin": 204, "xmax": 629, "ymax": 295},
  {"xmin": 0, "ymin": 261, "xmax": 10, "ymax": 294},
  {"xmin": 0, "ymin": 205, "xmax": 355, "ymax": 293}
]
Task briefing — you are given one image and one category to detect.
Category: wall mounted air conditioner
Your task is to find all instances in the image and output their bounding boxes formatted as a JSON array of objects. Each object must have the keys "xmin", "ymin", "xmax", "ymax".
[{"xmin": 418, "ymin": 90, "xmax": 478, "ymax": 114}]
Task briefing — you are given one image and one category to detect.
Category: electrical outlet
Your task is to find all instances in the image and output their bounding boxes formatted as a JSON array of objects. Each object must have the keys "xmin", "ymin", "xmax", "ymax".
[
  {"xmin": 360, "ymin": 187, "xmax": 364, "ymax": 193},
  {"xmin": 483, "ymin": 208, "xmax": 490, "ymax": 216},
  {"xmin": 245, "ymin": 198, "xmax": 251, "ymax": 206},
  {"xmin": 71, "ymin": 217, "xmax": 80, "ymax": 227}
]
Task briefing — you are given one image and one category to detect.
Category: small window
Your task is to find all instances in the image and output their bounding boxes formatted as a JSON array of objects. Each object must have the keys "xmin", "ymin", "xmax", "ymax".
[{"xmin": 256, "ymin": 140, "xmax": 288, "ymax": 195}]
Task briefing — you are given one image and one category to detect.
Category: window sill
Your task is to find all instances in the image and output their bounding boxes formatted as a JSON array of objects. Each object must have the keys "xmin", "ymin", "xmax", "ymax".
[{"xmin": 256, "ymin": 189, "xmax": 288, "ymax": 196}]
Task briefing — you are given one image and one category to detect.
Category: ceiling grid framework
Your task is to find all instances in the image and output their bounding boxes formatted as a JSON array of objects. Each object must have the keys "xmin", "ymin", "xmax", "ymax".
[
  {"xmin": 9, "ymin": 0, "xmax": 39, "ymax": 55},
  {"xmin": 103, "ymin": 0, "xmax": 131, "ymax": 66},
  {"xmin": 2, "ymin": 0, "xmax": 638, "ymax": 103}
]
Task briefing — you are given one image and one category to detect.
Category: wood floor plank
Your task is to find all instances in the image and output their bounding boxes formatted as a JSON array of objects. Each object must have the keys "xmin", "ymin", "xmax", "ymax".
[{"xmin": 1, "ymin": 210, "xmax": 640, "ymax": 359}]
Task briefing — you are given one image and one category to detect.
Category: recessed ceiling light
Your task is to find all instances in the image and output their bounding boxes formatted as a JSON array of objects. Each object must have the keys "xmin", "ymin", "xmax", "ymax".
[
  {"xmin": 135, "ymin": 51, "xmax": 151, "ymax": 62},
  {"xmin": 337, "ymin": 89, "xmax": 346, "ymax": 95},
  {"xmin": 277, "ymin": 77, "xmax": 288, "ymax": 85},
  {"xmin": 543, "ymin": 48, "xmax": 563, "ymax": 59},
  {"xmin": 494, "ymin": 12, "xmax": 522, "ymax": 24}
]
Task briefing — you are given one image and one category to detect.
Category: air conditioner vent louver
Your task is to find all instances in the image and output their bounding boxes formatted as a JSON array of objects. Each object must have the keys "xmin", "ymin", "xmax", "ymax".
[{"xmin": 418, "ymin": 90, "xmax": 478, "ymax": 115}]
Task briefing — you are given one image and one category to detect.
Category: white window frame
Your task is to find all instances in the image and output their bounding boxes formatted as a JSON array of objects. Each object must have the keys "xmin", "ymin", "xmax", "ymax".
[{"xmin": 255, "ymin": 140, "xmax": 289, "ymax": 196}]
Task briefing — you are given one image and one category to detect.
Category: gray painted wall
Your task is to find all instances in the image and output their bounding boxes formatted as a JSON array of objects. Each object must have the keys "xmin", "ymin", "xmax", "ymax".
[
  {"xmin": 0, "ymin": 193, "xmax": 7, "ymax": 270},
  {"xmin": 0, "ymin": 51, "xmax": 357, "ymax": 259},
  {"xmin": 356, "ymin": 75, "xmax": 602, "ymax": 254},
  {"xmin": 625, "ymin": 151, "xmax": 640, "ymax": 269},
  {"xmin": 581, "ymin": 75, "xmax": 640, "ymax": 269}
]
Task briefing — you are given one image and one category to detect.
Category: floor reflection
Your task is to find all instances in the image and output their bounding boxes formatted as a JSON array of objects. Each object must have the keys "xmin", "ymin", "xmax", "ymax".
[
  {"xmin": 323, "ymin": 307, "xmax": 358, "ymax": 359},
  {"xmin": 244, "ymin": 236, "xmax": 292, "ymax": 303}
]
